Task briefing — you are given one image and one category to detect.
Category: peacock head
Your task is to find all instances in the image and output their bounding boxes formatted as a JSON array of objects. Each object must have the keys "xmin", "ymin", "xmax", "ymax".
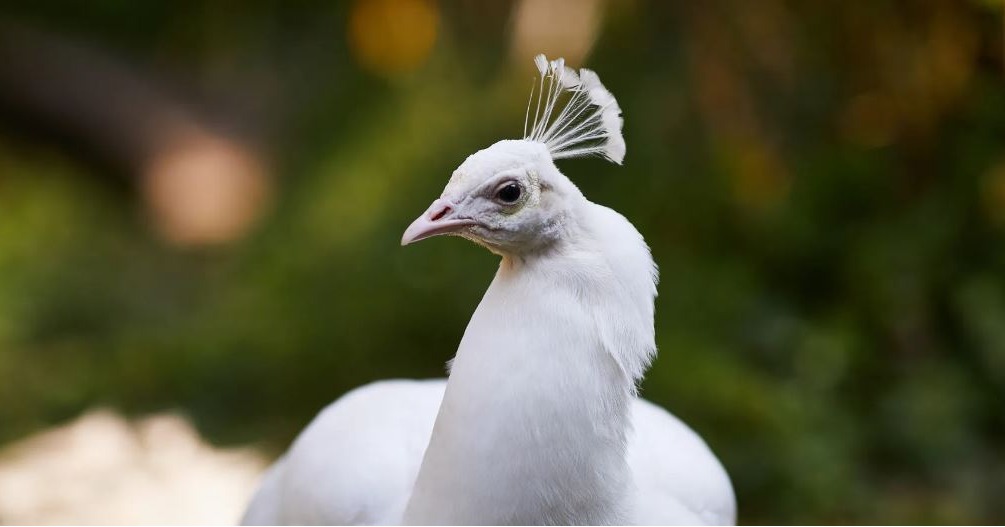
[{"xmin": 402, "ymin": 55, "xmax": 625, "ymax": 256}]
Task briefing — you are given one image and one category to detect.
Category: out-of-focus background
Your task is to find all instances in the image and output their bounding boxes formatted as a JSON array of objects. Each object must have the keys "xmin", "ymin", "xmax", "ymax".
[{"xmin": 0, "ymin": 0, "xmax": 1003, "ymax": 524}]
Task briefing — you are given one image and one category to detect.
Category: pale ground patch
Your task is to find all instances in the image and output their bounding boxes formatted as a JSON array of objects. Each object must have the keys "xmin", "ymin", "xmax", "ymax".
[{"xmin": 0, "ymin": 408, "xmax": 269, "ymax": 525}]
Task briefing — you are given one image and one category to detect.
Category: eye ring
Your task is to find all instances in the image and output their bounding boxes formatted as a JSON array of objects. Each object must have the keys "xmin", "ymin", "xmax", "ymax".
[{"xmin": 495, "ymin": 182, "xmax": 522, "ymax": 204}]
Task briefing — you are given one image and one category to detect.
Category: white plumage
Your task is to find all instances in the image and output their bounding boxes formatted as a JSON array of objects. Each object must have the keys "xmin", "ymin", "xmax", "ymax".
[
  {"xmin": 525, "ymin": 55, "xmax": 626, "ymax": 164},
  {"xmin": 242, "ymin": 55, "xmax": 735, "ymax": 526}
]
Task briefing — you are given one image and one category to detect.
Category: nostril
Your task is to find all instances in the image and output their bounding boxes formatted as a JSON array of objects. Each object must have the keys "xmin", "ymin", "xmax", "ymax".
[{"xmin": 430, "ymin": 205, "xmax": 451, "ymax": 222}]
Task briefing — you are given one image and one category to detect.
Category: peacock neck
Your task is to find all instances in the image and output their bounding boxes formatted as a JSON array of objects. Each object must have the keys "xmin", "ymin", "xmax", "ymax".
[{"xmin": 403, "ymin": 201, "xmax": 658, "ymax": 525}]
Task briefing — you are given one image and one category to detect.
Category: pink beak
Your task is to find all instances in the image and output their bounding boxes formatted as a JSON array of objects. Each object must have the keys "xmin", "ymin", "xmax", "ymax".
[{"xmin": 401, "ymin": 198, "xmax": 478, "ymax": 246}]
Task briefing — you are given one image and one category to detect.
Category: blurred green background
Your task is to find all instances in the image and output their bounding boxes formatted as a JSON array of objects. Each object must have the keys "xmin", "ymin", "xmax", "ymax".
[{"xmin": 1, "ymin": 0, "xmax": 1004, "ymax": 523}]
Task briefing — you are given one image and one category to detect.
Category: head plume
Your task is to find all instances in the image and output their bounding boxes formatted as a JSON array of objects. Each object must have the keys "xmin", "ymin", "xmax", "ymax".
[{"xmin": 522, "ymin": 54, "xmax": 625, "ymax": 165}]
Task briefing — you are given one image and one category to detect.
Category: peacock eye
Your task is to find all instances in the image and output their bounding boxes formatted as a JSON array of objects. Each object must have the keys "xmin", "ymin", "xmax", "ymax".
[{"xmin": 496, "ymin": 183, "xmax": 522, "ymax": 204}]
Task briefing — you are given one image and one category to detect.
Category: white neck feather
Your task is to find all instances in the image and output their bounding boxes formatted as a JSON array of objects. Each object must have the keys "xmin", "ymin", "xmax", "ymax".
[{"xmin": 403, "ymin": 199, "xmax": 658, "ymax": 525}]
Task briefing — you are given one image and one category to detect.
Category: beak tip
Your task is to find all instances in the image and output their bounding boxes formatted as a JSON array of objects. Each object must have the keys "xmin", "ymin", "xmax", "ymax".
[
  {"xmin": 401, "ymin": 199, "xmax": 472, "ymax": 247},
  {"xmin": 400, "ymin": 225, "xmax": 420, "ymax": 246}
]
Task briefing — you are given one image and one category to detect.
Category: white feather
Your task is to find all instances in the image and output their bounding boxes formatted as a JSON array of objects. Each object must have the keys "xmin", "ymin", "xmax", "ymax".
[
  {"xmin": 534, "ymin": 53, "xmax": 549, "ymax": 75},
  {"xmin": 243, "ymin": 380, "xmax": 735, "ymax": 526},
  {"xmin": 242, "ymin": 143, "xmax": 735, "ymax": 524},
  {"xmin": 525, "ymin": 55, "xmax": 626, "ymax": 164},
  {"xmin": 242, "ymin": 57, "xmax": 731, "ymax": 524}
]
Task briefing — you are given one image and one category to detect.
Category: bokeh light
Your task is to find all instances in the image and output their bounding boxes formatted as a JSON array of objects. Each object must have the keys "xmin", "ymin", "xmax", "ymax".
[
  {"xmin": 143, "ymin": 134, "xmax": 270, "ymax": 246},
  {"xmin": 348, "ymin": 0, "xmax": 440, "ymax": 77}
]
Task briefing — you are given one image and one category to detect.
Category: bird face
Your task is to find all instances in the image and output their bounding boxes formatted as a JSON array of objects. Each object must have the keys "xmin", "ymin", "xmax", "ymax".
[{"xmin": 402, "ymin": 139, "xmax": 580, "ymax": 255}]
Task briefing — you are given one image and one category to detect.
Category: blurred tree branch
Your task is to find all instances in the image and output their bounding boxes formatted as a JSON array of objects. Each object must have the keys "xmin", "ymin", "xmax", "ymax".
[{"xmin": 0, "ymin": 23, "xmax": 271, "ymax": 245}]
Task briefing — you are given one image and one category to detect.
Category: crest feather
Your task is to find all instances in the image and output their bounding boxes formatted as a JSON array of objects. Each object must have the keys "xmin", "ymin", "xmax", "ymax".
[{"xmin": 522, "ymin": 54, "xmax": 625, "ymax": 164}]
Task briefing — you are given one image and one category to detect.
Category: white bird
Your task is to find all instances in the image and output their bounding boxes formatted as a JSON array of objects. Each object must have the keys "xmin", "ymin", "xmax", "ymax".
[{"xmin": 242, "ymin": 55, "xmax": 736, "ymax": 526}]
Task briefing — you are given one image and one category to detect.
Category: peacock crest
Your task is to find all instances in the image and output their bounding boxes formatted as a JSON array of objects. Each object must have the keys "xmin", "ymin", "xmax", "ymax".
[{"xmin": 523, "ymin": 54, "xmax": 626, "ymax": 165}]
